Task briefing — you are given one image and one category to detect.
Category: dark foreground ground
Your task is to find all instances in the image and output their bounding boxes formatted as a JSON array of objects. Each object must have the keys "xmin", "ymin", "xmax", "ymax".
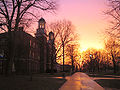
[
  {"xmin": 87, "ymin": 72, "xmax": 120, "ymax": 90},
  {"xmin": 1, "ymin": 72, "xmax": 120, "ymax": 90},
  {"xmin": 0, "ymin": 73, "xmax": 67, "ymax": 90}
]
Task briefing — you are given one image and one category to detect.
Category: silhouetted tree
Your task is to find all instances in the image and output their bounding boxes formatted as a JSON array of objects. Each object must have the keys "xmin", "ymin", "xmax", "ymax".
[
  {"xmin": 105, "ymin": 37, "xmax": 120, "ymax": 73},
  {"xmin": 98, "ymin": 50, "xmax": 111, "ymax": 72},
  {"xmin": 82, "ymin": 48, "xmax": 110, "ymax": 72},
  {"xmin": 48, "ymin": 20, "xmax": 75, "ymax": 72},
  {"xmin": 66, "ymin": 43, "xmax": 79, "ymax": 72},
  {"xmin": 0, "ymin": 0, "xmax": 57, "ymax": 32},
  {"xmin": 106, "ymin": 0, "xmax": 120, "ymax": 39}
]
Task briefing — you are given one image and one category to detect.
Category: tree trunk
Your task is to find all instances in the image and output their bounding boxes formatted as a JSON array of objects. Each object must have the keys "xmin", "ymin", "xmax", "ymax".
[
  {"xmin": 5, "ymin": 29, "xmax": 12, "ymax": 76},
  {"xmin": 63, "ymin": 41, "xmax": 64, "ymax": 72},
  {"xmin": 112, "ymin": 54, "xmax": 117, "ymax": 73},
  {"xmin": 71, "ymin": 56, "xmax": 74, "ymax": 72},
  {"xmin": 113, "ymin": 59, "xmax": 116, "ymax": 73}
]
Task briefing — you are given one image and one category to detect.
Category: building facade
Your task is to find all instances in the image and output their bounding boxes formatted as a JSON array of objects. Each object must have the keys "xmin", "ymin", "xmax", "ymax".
[{"xmin": 0, "ymin": 18, "xmax": 57, "ymax": 74}]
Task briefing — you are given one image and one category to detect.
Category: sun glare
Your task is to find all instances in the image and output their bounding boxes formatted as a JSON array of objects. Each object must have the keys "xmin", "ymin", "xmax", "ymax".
[
  {"xmin": 80, "ymin": 48, "xmax": 88, "ymax": 52},
  {"xmin": 79, "ymin": 42, "xmax": 104, "ymax": 53}
]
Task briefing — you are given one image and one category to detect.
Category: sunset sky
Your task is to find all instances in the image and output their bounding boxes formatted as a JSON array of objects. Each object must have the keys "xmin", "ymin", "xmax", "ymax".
[{"xmin": 33, "ymin": 0, "xmax": 109, "ymax": 52}]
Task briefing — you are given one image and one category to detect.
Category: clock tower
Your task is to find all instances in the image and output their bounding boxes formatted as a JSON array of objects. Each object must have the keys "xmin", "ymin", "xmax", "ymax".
[
  {"xmin": 36, "ymin": 17, "xmax": 46, "ymax": 36},
  {"xmin": 35, "ymin": 17, "xmax": 47, "ymax": 73}
]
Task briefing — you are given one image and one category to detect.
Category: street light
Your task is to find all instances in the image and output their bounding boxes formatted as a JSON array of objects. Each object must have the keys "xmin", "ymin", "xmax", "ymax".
[
  {"xmin": 79, "ymin": 57, "xmax": 81, "ymax": 71},
  {"xmin": 89, "ymin": 54, "xmax": 94, "ymax": 73},
  {"xmin": 89, "ymin": 54, "xmax": 92, "ymax": 58}
]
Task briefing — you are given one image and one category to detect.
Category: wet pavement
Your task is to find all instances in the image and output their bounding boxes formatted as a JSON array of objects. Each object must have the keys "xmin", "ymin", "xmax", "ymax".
[{"xmin": 59, "ymin": 72, "xmax": 104, "ymax": 90}]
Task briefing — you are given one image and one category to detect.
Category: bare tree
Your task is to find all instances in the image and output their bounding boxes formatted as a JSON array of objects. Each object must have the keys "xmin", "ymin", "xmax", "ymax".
[
  {"xmin": 104, "ymin": 0, "xmax": 120, "ymax": 73},
  {"xmin": 0, "ymin": 0, "xmax": 57, "ymax": 75},
  {"xmin": 0, "ymin": 0, "xmax": 57, "ymax": 32},
  {"xmin": 106, "ymin": 0, "xmax": 120, "ymax": 39},
  {"xmin": 105, "ymin": 37, "xmax": 120, "ymax": 73},
  {"xmin": 82, "ymin": 48, "xmax": 96, "ymax": 72},
  {"xmin": 82, "ymin": 48, "xmax": 108, "ymax": 72},
  {"xmin": 66, "ymin": 43, "xmax": 80, "ymax": 72},
  {"xmin": 48, "ymin": 20, "xmax": 75, "ymax": 72}
]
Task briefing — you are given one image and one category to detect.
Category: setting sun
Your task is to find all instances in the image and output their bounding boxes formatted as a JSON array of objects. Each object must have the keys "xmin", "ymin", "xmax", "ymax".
[{"xmin": 78, "ymin": 40, "xmax": 104, "ymax": 53}]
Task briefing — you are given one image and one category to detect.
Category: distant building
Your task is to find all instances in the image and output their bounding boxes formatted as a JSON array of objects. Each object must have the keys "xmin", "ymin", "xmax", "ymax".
[{"xmin": 0, "ymin": 18, "xmax": 57, "ymax": 74}]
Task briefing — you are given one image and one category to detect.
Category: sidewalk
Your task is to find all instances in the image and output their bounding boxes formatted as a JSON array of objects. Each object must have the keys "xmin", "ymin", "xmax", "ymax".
[{"xmin": 59, "ymin": 72, "xmax": 104, "ymax": 90}]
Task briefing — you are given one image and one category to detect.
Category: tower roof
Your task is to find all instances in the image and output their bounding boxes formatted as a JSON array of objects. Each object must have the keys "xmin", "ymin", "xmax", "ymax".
[
  {"xmin": 49, "ymin": 31, "xmax": 54, "ymax": 36},
  {"xmin": 39, "ymin": 17, "xmax": 45, "ymax": 22}
]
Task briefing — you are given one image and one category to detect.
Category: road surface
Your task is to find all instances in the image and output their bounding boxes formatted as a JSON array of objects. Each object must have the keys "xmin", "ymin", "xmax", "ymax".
[{"xmin": 59, "ymin": 72, "xmax": 104, "ymax": 90}]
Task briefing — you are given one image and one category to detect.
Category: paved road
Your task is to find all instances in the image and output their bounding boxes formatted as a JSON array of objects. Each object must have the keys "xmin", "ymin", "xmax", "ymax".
[{"xmin": 59, "ymin": 72, "xmax": 104, "ymax": 90}]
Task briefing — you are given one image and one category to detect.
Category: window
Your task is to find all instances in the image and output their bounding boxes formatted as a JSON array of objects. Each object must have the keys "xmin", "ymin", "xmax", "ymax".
[
  {"xmin": 29, "ymin": 50, "xmax": 31, "ymax": 57},
  {"xmin": 33, "ymin": 42, "xmax": 35, "ymax": 48},
  {"xmin": 40, "ymin": 22, "xmax": 44, "ymax": 28},
  {"xmin": 30, "ymin": 40, "xmax": 31, "ymax": 47},
  {"xmin": 32, "ymin": 52, "xmax": 34, "ymax": 58}
]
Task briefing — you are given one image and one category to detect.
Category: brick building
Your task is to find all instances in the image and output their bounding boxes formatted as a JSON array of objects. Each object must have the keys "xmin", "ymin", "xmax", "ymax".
[{"xmin": 0, "ymin": 18, "xmax": 57, "ymax": 74}]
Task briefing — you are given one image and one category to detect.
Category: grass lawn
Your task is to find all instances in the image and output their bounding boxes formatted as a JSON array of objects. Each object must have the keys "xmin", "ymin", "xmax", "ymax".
[
  {"xmin": 87, "ymin": 72, "xmax": 120, "ymax": 90},
  {"xmin": 95, "ymin": 79, "xmax": 120, "ymax": 90},
  {"xmin": 0, "ymin": 73, "xmax": 67, "ymax": 90}
]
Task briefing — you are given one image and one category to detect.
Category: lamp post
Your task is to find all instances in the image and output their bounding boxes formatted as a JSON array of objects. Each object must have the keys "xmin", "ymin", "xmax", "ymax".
[
  {"xmin": 79, "ymin": 58, "xmax": 81, "ymax": 72},
  {"xmin": 89, "ymin": 54, "xmax": 92, "ymax": 58},
  {"xmin": 89, "ymin": 54, "xmax": 94, "ymax": 74},
  {"xmin": 62, "ymin": 41, "xmax": 64, "ymax": 72}
]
